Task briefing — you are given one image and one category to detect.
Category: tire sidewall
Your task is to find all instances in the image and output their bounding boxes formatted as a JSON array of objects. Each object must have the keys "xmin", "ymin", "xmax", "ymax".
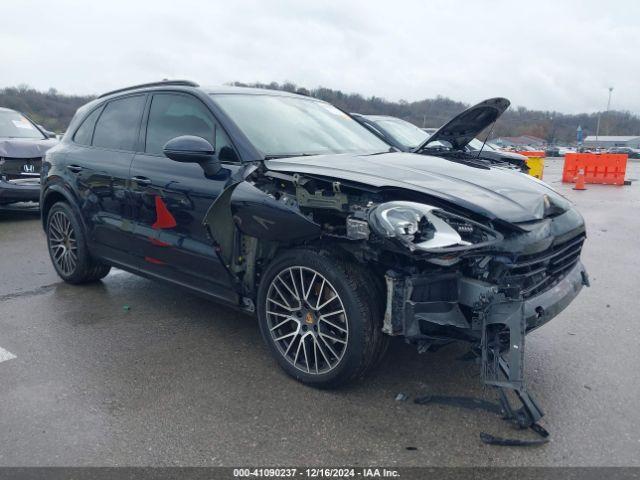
[
  {"xmin": 46, "ymin": 202, "xmax": 90, "ymax": 283},
  {"xmin": 257, "ymin": 249, "xmax": 370, "ymax": 387}
]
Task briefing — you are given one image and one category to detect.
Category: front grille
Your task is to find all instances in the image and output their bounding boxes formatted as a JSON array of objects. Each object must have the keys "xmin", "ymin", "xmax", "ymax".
[
  {"xmin": 503, "ymin": 233, "xmax": 585, "ymax": 298},
  {"xmin": 0, "ymin": 157, "xmax": 42, "ymax": 178}
]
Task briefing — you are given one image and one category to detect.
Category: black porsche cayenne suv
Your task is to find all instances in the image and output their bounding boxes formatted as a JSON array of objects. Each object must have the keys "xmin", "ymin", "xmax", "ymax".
[{"xmin": 42, "ymin": 81, "xmax": 587, "ymax": 424}]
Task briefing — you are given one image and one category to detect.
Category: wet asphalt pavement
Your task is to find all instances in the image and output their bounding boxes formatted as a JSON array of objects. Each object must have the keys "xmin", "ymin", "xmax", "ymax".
[{"xmin": 0, "ymin": 159, "xmax": 639, "ymax": 467}]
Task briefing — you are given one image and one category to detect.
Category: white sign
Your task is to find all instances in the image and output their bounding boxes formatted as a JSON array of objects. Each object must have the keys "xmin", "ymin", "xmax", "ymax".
[{"xmin": 12, "ymin": 117, "xmax": 35, "ymax": 130}]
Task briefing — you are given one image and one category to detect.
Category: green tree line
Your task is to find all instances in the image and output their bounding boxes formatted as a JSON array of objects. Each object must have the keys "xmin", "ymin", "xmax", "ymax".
[
  {"xmin": 2, "ymin": 82, "xmax": 639, "ymax": 145},
  {"xmin": 0, "ymin": 85, "xmax": 94, "ymax": 133},
  {"xmin": 233, "ymin": 82, "xmax": 640, "ymax": 144}
]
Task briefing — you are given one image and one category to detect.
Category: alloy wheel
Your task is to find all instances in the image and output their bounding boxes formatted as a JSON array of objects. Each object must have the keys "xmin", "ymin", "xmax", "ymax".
[
  {"xmin": 265, "ymin": 266, "xmax": 349, "ymax": 374},
  {"xmin": 48, "ymin": 210, "xmax": 78, "ymax": 276}
]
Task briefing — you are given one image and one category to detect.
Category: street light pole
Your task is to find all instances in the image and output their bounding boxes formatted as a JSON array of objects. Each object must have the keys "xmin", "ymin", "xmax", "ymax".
[
  {"xmin": 595, "ymin": 87, "xmax": 614, "ymax": 144},
  {"xmin": 605, "ymin": 87, "xmax": 614, "ymax": 136}
]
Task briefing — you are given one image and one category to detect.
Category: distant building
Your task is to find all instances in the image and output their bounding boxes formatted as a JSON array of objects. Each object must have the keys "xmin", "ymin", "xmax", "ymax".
[
  {"xmin": 492, "ymin": 135, "xmax": 546, "ymax": 148},
  {"xmin": 583, "ymin": 136, "xmax": 640, "ymax": 149}
]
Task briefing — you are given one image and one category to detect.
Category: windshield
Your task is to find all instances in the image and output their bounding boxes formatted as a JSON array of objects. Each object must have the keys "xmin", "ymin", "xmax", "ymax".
[
  {"xmin": 371, "ymin": 117, "xmax": 429, "ymax": 149},
  {"xmin": 0, "ymin": 110, "xmax": 44, "ymax": 139},
  {"xmin": 467, "ymin": 138, "xmax": 496, "ymax": 151},
  {"xmin": 212, "ymin": 94, "xmax": 390, "ymax": 158}
]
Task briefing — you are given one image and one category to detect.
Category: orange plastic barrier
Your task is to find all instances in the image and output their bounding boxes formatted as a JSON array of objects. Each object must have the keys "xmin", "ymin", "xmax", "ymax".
[{"xmin": 562, "ymin": 153, "xmax": 628, "ymax": 186}]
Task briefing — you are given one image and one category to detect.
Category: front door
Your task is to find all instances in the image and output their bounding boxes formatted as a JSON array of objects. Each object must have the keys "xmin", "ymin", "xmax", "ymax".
[{"xmin": 129, "ymin": 92, "xmax": 241, "ymax": 301}]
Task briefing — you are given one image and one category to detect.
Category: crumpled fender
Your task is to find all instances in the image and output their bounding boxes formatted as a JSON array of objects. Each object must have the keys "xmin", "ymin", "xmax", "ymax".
[
  {"xmin": 203, "ymin": 178, "xmax": 321, "ymax": 268},
  {"xmin": 229, "ymin": 182, "xmax": 321, "ymax": 241}
]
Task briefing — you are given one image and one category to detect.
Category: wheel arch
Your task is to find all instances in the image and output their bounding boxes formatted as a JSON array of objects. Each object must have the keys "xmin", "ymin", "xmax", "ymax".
[{"xmin": 41, "ymin": 183, "xmax": 85, "ymax": 231}]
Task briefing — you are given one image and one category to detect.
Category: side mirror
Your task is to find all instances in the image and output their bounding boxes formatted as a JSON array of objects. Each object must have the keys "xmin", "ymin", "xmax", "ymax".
[
  {"xmin": 38, "ymin": 125, "xmax": 57, "ymax": 139},
  {"xmin": 163, "ymin": 135, "xmax": 221, "ymax": 176}
]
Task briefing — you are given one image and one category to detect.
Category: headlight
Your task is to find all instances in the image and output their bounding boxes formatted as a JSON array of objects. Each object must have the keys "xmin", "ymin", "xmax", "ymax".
[{"xmin": 370, "ymin": 201, "xmax": 501, "ymax": 253}]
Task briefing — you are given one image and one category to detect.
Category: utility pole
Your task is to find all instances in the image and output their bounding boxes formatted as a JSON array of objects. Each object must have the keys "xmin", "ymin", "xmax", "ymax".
[{"xmin": 595, "ymin": 86, "xmax": 614, "ymax": 144}]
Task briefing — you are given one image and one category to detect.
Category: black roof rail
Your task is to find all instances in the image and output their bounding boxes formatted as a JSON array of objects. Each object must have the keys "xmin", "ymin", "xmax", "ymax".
[{"xmin": 97, "ymin": 80, "xmax": 199, "ymax": 98}]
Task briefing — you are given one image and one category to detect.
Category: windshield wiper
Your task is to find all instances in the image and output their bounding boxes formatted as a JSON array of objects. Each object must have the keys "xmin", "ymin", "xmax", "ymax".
[
  {"xmin": 264, "ymin": 153, "xmax": 320, "ymax": 160},
  {"xmin": 365, "ymin": 148, "xmax": 396, "ymax": 156}
]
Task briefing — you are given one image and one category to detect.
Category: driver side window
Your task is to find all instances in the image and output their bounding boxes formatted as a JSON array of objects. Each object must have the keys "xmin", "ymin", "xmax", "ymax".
[{"xmin": 145, "ymin": 93, "xmax": 238, "ymax": 162}]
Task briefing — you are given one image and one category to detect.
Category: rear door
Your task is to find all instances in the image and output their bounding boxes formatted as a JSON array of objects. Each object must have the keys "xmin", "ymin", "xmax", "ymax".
[
  {"xmin": 67, "ymin": 94, "xmax": 146, "ymax": 265},
  {"xmin": 129, "ymin": 92, "xmax": 241, "ymax": 301}
]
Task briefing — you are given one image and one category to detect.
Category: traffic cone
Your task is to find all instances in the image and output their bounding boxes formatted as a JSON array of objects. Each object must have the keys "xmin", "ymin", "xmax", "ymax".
[{"xmin": 573, "ymin": 169, "xmax": 587, "ymax": 190}]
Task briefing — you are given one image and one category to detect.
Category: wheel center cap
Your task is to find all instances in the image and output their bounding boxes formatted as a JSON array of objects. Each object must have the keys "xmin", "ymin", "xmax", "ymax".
[{"xmin": 304, "ymin": 311, "xmax": 315, "ymax": 325}]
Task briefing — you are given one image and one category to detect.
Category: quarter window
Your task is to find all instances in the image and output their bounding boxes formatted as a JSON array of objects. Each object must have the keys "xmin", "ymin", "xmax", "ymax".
[
  {"xmin": 92, "ymin": 95, "xmax": 145, "ymax": 151},
  {"xmin": 145, "ymin": 93, "xmax": 238, "ymax": 161},
  {"xmin": 73, "ymin": 107, "xmax": 102, "ymax": 146}
]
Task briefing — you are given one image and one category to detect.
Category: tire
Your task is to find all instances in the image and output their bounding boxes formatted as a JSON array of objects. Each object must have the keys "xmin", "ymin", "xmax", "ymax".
[
  {"xmin": 257, "ymin": 249, "xmax": 388, "ymax": 388},
  {"xmin": 46, "ymin": 201, "xmax": 111, "ymax": 284}
]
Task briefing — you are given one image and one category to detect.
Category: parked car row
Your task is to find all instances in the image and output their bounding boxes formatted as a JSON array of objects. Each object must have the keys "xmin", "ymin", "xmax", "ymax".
[
  {"xmin": 547, "ymin": 146, "xmax": 640, "ymax": 158},
  {"xmin": 39, "ymin": 80, "xmax": 588, "ymax": 430},
  {"xmin": 603, "ymin": 147, "xmax": 640, "ymax": 158}
]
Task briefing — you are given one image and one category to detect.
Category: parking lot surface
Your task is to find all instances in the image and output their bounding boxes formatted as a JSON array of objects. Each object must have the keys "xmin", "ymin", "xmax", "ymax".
[{"xmin": 1, "ymin": 159, "xmax": 639, "ymax": 467}]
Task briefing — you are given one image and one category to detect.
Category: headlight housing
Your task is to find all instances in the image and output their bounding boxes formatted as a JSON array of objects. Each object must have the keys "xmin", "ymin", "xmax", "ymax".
[{"xmin": 369, "ymin": 201, "xmax": 501, "ymax": 253}]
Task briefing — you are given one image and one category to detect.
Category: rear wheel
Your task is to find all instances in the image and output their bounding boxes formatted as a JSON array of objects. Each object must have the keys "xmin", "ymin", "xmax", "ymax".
[
  {"xmin": 257, "ymin": 249, "xmax": 388, "ymax": 388},
  {"xmin": 46, "ymin": 202, "xmax": 111, "ymax": 284}
]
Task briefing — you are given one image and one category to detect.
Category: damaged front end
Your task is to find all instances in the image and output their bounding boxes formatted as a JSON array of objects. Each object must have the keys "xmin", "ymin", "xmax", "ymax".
[
  {"xmin": 380, "ymin": 206, "xmax": 588, "ymax": 436},
  {"xmin": 204, "ymin": 161, "xmax": 589, "ymax": 436}
]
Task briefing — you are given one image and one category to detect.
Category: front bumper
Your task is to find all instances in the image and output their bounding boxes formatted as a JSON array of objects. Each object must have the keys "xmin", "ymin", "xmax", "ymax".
[
  {"xmin": 0, "ymin": 177, "xmax": 41, "ymax": 204},
  {"xmin": 517, "ymin": 260, "xmax": 587, "ymax": 332},
  {"xmin": 384, "ymin": 260, "xmax": 588, "ymax": 340},
  {"xmin": 385, "ymin": 259, "xmax": 588, "ymax": 406}
]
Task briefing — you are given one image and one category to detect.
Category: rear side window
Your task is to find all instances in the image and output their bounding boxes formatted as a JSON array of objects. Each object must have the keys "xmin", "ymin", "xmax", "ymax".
[
  {"xmin": 73, "ymin": 107, "xmax": 102, "ymax": 145},
  {"xmin": 93, "ymin": 95, "xmax": 145, "ymax": 151}
]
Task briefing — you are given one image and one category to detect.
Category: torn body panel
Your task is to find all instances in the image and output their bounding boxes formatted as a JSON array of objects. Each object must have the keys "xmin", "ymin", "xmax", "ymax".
[
  {"xmin": 230, "ymin": 181, "xmax": 321, "ymax": 241},
  {"xmin": 203, "ymin": 170, "xmax": 325, "ymax": 303}
]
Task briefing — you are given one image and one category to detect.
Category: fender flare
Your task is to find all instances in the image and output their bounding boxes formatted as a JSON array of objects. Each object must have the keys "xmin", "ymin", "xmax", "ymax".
[{"xmin": 40, "ymin": 180, "xmax": 85, "ymax": 231}]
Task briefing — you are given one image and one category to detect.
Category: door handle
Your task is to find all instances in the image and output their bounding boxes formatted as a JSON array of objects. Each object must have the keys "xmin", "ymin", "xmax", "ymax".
[
  {"xmin": 131, "ymin": 176, "xmax": 152, "ymax": 186},
  {"xmin": 66, "ymin": 164, "xmax": 83, "ymax": 173}
]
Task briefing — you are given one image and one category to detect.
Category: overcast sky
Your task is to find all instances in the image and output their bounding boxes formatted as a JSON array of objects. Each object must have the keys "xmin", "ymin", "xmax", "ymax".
[{"xmin": 1, "ymin": 0, "xmax": 638, "ymax": 114}]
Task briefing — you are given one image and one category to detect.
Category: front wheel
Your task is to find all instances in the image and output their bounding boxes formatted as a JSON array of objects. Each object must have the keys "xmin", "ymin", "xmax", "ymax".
[{"xmin": 257, "ymin": 249, "xmax": 388, "ymax": 388}]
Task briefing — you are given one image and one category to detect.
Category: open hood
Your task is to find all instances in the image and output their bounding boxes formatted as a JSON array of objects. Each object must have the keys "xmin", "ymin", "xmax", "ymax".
[{"xmin": 415, "ymin": 97, "xmax": 510, "ymax": 152}]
